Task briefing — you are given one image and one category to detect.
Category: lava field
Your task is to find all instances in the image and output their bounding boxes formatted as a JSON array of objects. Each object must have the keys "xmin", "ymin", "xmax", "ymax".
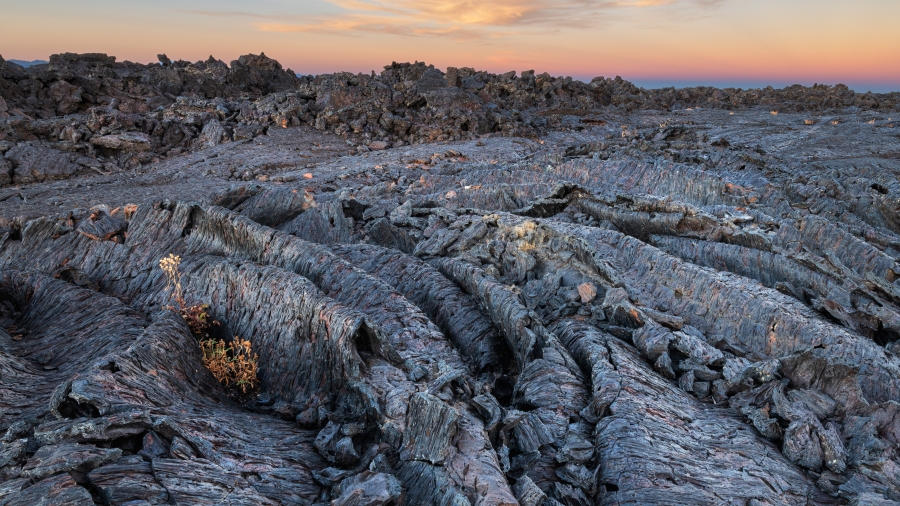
[{"xmin": 1, "ymin": 53, "xmax": 900, "ymax": 505}]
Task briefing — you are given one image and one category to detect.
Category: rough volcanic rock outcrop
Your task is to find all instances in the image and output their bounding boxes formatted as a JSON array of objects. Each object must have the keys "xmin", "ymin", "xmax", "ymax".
[
  {"xmin": 2, "ymin": 52, "xmax": 900, "ymax": 505},
  {"xmin": 1, "ymin": 130, "xmax": 900, "ymax": 503},
  {"xmin": 2, "ymin": 52, "xmax": 899, "ymax": 181}
]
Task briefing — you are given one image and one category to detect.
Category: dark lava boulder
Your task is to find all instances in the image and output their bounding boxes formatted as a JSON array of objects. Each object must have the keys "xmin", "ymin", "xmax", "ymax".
[{"xmin": 4, "ymin": 144, "xmax": 86, "ymax": 184}]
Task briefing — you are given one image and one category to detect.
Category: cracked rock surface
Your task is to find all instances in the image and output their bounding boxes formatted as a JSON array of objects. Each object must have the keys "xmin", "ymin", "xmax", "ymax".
[{"xmin": 2, "ymin": 52, "xmax": 900, "ymax": 505}]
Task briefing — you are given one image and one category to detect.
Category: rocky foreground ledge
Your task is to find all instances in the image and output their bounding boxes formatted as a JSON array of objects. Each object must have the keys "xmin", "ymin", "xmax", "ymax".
[
  {"xmin": 2, "ymin": 147, "xmax": 900, "ymax": 504},
  {"xmin": 1, "ymin": 53, "xmax": 900, "ymax": 506}
]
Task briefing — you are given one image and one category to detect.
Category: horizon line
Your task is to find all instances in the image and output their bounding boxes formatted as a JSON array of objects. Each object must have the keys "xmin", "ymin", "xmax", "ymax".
[{"xmin": 5, "ymin": 57, "xmax": 897, "ymax": 94}]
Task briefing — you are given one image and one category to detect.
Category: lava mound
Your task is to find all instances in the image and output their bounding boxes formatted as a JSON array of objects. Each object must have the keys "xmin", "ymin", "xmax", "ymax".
[{"xmin": 2, "ymin": 152, "xmax": 900, "ymax": 504}]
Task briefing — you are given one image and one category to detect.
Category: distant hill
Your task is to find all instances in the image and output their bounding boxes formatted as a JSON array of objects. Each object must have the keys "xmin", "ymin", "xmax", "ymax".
[{"xmin": 8, "ymin": 59, "xmax": 48, "ymax": 67}]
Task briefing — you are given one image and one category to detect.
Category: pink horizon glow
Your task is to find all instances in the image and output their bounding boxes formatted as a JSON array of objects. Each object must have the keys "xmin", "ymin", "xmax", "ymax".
[{"xmin": 3, "ymin": 0, "xmax": 898, "ymax": 92}]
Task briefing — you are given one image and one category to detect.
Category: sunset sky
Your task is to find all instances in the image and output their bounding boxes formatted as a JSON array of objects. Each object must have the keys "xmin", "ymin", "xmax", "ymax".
[{"xmin": 2, "ymin": 0, "xmax": 898, "ymax": 92}]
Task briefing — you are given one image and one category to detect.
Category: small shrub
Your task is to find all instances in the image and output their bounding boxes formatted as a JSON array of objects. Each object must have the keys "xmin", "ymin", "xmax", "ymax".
[
  {"xmin": 229, "ymin": 337, "xmax": 260, "ymax": 393},
  {"xmin": 159, "ymin": 254, "xmax": 218, "ymax": 338},
  {"xmin": 200, "ymin": 338, "xmax": 230, "ymax": 382},
  {"xmin": 180, "ymin": 303, "xmax": 217, "ymax": 340},
  {"xmin": 159, "ymin": 254, "xmax": 185, "ymax": 307},
  {"xmin": 200, "ymin": 337, "xmax": 259, "ymax": 394},
  {"xmin": 159, "ymin": 254, "xmax": 258, "ymax": 394}
]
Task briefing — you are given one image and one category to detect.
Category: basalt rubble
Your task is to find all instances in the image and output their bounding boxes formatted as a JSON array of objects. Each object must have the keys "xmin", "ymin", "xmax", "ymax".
[
  {"xmin": 2, "ymin": 51, "xmax": 900, "ymax": 178},
  {"xmin": 1, "ymin": 53, "xmax": 900, "ymax": 505}
]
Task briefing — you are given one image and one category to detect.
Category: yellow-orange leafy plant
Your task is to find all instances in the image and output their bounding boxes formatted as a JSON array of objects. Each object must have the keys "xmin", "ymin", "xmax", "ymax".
[
  {"xmin": 159, "ymin": 254, "xmax": 185, "ymax": 307},
  {"xmin": 199, "ymin": 337, "xmax": 259, "ymax": 393},
  {"xmin": 159, "ymin": 254, "xmax": 258, "ymax": 393},
  {"xmin": 159, "ymin": 254, "xmax": 216, "ymax": 338}
]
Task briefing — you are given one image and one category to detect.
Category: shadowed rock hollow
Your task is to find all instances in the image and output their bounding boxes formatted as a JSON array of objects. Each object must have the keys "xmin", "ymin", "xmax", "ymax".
[{"xmin": 1, "ymin": 53, "xmax": 900, "ymax": 505}]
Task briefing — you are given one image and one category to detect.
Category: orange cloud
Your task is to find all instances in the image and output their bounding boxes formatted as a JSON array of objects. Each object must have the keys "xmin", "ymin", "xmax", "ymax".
[
  {"xmin": 253, "ymin": 0, "xmax": 718, "ymax": 39},
  {"xmin": 325, "ymin": 0, "xmax": 688, "ymax": 26}
]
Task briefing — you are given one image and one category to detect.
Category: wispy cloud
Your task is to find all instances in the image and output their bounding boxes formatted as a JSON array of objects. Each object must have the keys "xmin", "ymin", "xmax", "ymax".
[
  {"xmin": 319, "ymin": 0, "xmax": 665, "ymax": 29},
  {"xmin": 182, "ymin": 0, "xmax": 729, "ymax": 39},
  {"xmin": 176, "ymin": 9, "xmax": 285, "ymax": 20},
  {"xmin": 256, "ymin": 18, "xmax": 493, "ymax": 40}
]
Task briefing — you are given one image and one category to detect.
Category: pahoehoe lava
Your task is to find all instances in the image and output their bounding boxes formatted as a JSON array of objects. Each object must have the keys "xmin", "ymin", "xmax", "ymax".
[{"xmin": 1, "ymin": 52, "xmax": 900, "ymax": 505}]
